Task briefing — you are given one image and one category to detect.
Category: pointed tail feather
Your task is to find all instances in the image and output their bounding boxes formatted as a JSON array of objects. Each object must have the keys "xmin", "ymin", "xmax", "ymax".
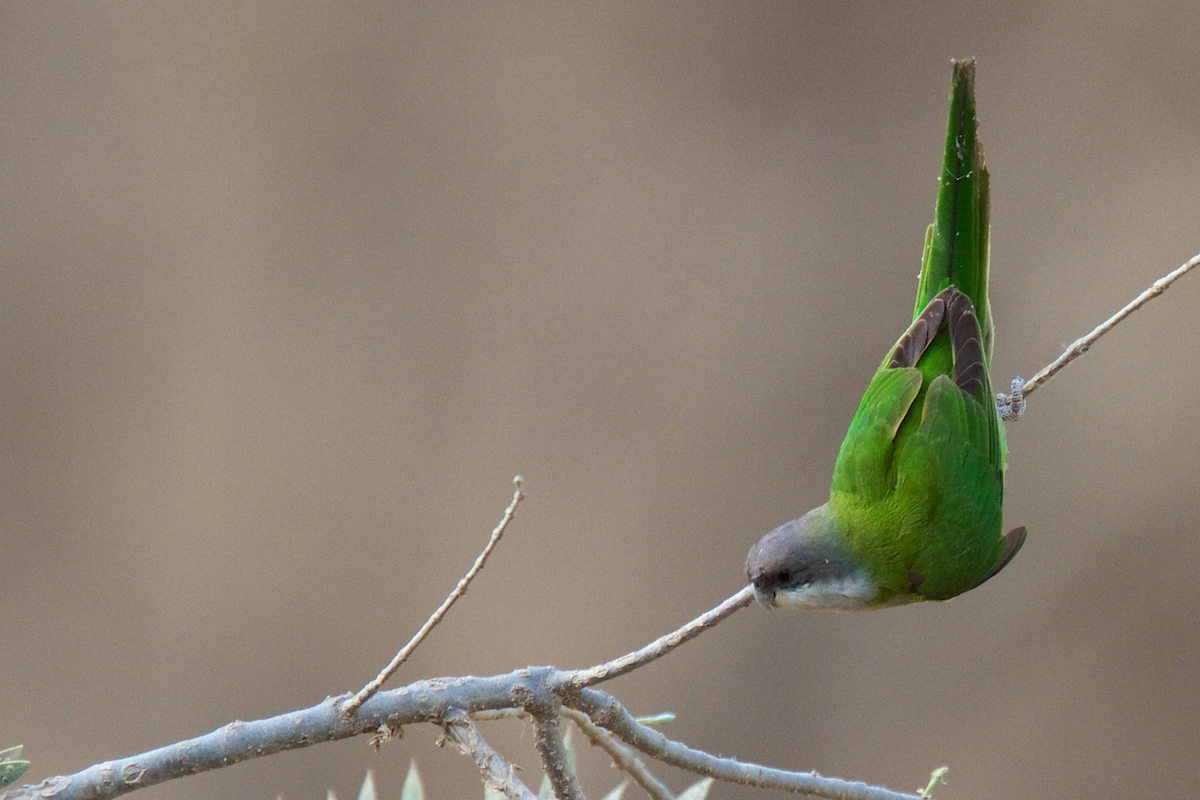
[{"xmin": 914, "ymin": 59, "xmax": 992, "ymax": 362}]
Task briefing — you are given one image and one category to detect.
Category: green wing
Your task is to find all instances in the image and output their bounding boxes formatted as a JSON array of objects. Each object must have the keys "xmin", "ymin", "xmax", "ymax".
[
  {"xmin": 898, "ymin": 374, "xmax": 1004, "ymax": 598},
  {"xmin": 829, "ymin": 367, "xmax": 922, "ymax": 504}
]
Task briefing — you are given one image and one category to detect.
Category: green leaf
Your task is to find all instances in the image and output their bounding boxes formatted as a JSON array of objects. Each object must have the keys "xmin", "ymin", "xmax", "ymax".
[
  {"xmin": 0, "ymin": 759, "xmax": 29, "ymax": 788},
  {"xmin": 401, "ymin": 760, "xmax": 425, "ymax": 800},
  {"xmin": 598, "ymin": 780, "xmax": 629, "ymax": 800},
  {"xmin": 677, "ymin": 777, "xmax": 715, "ymax": 800},
  {"xmin": 356, "ymin": 770, "xmax": 377, "ymax": 800},
  {"xmin": 633, "ymin": 713, "xmax": 676, "ymax": 727},
  {"xmin": 0, "ymin": 747, "xmax": 23, "ymax": 762},
  {"xmin": 919, "ymin": 766, "xmax": 949, "ymax": 798}
]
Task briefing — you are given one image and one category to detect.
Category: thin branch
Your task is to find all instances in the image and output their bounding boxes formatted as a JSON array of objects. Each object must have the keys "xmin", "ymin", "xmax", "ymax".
[
  {"xmin": 343, "ymin": 476, "xmax": 525, "ymax": 716},
  {"xmin": 562, "ymin": 586, "xmax": 754, "ymax": 689},
  {"xmin": 998, "ymin": 252, "xmax": 1200, "ymax": 419},
  {"xmin": 531, "ymin": 710, "xmax": 587, "ymax": 800},
  {"xmin": 561, "ymin": 708, "xmax": 674, "ymax": 800},
  {"xmin": 569, "ymin": 690, "xmax": 923, "ymax": 800},
  {"xmin": 441, "ymin": 709, "xmax": 537, "ymax": 800}
]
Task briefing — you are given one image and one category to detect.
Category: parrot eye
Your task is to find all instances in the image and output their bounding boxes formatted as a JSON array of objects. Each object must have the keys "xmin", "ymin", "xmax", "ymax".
[{"xmin": 776, "ymin": 569, "xmax": 810, "ymax": 588}]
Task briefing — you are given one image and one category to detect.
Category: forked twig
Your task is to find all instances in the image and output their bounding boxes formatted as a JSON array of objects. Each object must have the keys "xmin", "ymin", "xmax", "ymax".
[
  {"xmin": 998, "ymin": 252, "xmax": 1200, "ymax": 419},
  {"xmin": 343, "ymin": 476, "xmax": 525, "ymax": 716}
]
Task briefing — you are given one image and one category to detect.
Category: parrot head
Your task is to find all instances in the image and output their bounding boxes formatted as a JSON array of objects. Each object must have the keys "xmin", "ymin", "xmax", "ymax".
[{"xmin": 745, "ymin": 506, "xmax": 880, "ymax": 610}]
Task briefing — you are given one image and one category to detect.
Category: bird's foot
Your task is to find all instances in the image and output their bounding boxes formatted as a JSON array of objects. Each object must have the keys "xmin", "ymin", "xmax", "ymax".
[{"xmin": 996, "ymin": 376, "xmax": 1026, "ymax": 420}]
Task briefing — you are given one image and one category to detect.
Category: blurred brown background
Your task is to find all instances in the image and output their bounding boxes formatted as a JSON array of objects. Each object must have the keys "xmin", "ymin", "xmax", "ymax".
[{"xmin": 2, "ymin": 3, "xmax": 1198, "ymax": 799}]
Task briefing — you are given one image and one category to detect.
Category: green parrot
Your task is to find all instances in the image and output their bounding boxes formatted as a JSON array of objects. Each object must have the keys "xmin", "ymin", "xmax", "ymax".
[{"xmin": 746, "ymin": 60, "xmax": 1025, "ymax": 609}]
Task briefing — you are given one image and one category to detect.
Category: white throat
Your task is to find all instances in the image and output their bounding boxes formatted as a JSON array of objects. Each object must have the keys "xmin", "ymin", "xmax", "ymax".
[{"xmin": 769, "ymin": 571, "xmax": 879, "ymax": 610}]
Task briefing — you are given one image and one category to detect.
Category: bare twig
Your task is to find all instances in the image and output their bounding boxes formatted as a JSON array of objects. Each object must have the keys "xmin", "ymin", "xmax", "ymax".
[
  {"xmin": 998, "ymin": 252, "xmax": 1200, "ymax": 419},
  {"xmin": 343, "ymin": 477, "xmax": 525, "ymax": 716},
  {"xmin": 562, "ymin": 586, "xmax": 754, "ymax": 688},
  {"xmin": 531, "ymin": 710, "xmax": 587, "ymax": 800},
  {"xmin": 570, "ymin": 690, "xmax": 922, "ymax": 800},
  {"xmin": 441, "ymin": 709, "xmax": 537, "ymax": 800},
  {"xmin": 561, "ymin": 708, "xmax": 674, "ymax": 800}
]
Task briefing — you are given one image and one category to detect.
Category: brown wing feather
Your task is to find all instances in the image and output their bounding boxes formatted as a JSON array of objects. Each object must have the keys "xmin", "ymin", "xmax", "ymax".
[
  {"xmin": 945, "ymin": 288, "xmax": 988, "ymax": 402},
  {"xmin": 888, "ymin": 294, "xmax": 946, "ymax": 369},
  {"xmin": 887, "ymin": 287, "xmax": 989, "ymax": 407}
]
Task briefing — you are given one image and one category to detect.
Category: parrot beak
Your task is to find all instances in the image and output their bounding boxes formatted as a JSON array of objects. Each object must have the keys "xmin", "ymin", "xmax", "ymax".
[{"xmin": 751, "ymin": 584, "xmax": 777, "ymax": 608}]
